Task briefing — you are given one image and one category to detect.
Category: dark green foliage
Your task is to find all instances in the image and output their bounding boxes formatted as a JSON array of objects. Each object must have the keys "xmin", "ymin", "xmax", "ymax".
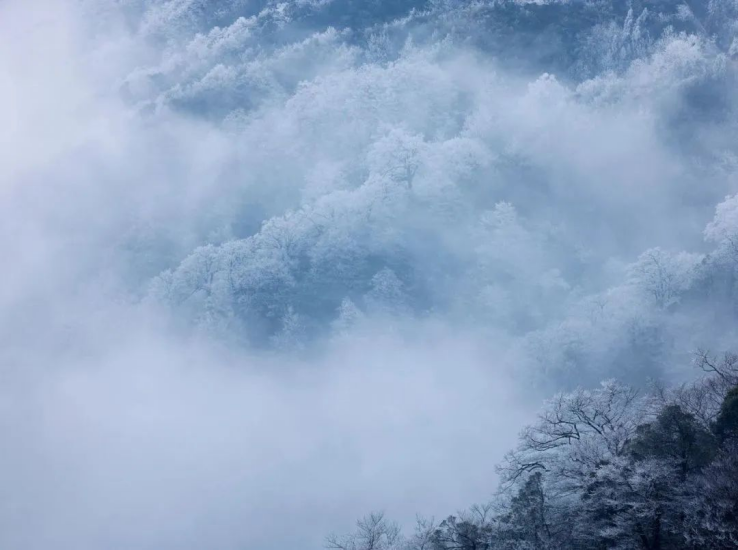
[
  {"xmin": 497, "ymin": 472, "xmax": 551, "ymax": 550},
  {"xmin": 714, "ymin": 386, "xmax": 738, "ymax": 443},
  {"xmin": 431, "ymin": 515, "xmax": 493, "ymax": 550},
  {"xmin": 630, "ymin": 404, "xmax": 717, "ymax": 479}
]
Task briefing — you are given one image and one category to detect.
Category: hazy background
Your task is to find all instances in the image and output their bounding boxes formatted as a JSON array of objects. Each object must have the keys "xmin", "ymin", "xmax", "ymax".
[{"xmin": 2, "ymin": 0, "xmax": 738, "ymax": 548}]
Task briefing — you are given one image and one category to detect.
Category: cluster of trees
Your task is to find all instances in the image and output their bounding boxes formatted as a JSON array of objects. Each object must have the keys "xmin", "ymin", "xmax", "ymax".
[
  {"xmin": 328, "ymin": 351, "xmax": 738, "ymax": 549},
  {"xmin": 130, "ymin": 0, "xmax": 738, "ymax": 361},
  {"xmin": 117, "ymin": 0, "xmax": 738, "ymax": 117},
  {"xmin": 105, "ymin": 0, "xmax": 738, "ymax": 397},
  {"xmin": 521, "ymin": 186, "xmax": 738, "ymax": 387}
]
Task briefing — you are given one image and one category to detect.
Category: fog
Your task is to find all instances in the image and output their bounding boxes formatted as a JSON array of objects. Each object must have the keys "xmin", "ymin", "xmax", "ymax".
[{"xmin": 2, "ymin": 0, "xmax": 738, "ymax": 548}]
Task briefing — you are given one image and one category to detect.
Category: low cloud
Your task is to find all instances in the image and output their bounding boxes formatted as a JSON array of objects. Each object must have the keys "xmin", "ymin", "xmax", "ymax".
[{"xmin": 2, "ymin": 0, "xmax": 738, "ymax": 548}]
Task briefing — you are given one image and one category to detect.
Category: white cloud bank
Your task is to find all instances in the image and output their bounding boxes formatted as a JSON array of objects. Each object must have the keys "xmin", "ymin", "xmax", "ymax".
[{"xmin": 2, "ymin": 0, "xmax": 738, "ymax": 548}]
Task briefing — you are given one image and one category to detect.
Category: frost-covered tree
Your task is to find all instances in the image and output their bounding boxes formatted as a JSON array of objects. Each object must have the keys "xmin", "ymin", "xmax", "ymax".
[
  {"xmin": 500, "ymin": 380, "xmax": 645, "ymax": 487},
  {"xmin": 496, "ymin": 472, "xmax": 553, "ymax": 550},
  {"xmin": 705, "ymin": 194, "xmax": 738, "ymax": 263},
  {"xmin": 330, "ymin": 350, "xmax": 738, "ymax": 550},
  {"xmin": 627, "ymin": 248, "xmax": 703, "ymax": 309},
  {"xmin": 326, "ymin": 512, "xmax": 403, "ymax": 550},
  {"xmin": 687, "ymin": 442, "xmax": 738, "ymax": 549},
  {"xmin": 430, "ymin": 505, "xmax": 495, "ymax": 550}
]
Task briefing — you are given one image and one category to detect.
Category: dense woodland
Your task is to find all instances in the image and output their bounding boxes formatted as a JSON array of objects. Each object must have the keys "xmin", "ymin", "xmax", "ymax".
[
  {"xmin": 126, "ymin": 0, "xmax": 738, "ymax": 386},
  {"xmin": 328, "ymin": 350, "xmax": 738, "ymax": 550}
]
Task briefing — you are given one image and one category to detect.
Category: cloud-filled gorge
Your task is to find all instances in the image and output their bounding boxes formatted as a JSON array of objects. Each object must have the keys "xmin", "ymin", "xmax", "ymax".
[{"xmin": 2, "ymin": 1, "xmax": 738, "ymax": 548}]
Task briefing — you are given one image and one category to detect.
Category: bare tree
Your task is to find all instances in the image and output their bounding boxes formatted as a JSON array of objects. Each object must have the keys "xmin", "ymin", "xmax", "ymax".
[
  {"xmin": 326, "ymin": 512, "xmax": 403, "ymax": 550},
  {"xmin": 405, "ymin": 516, "xmax": 437, "ymax": 550},
  {"xmin": 695, "ymin": 349, "xmax": 738, "ymax": 386},
  {"xmin": 499, "ymin": 380, "xmax": 644, "ymax": 487}
]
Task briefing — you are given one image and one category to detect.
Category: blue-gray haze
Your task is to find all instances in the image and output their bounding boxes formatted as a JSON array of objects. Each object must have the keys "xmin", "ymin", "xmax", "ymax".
[{"xmin": 1, "ymin": 0, "xmax": 738, "ymax": 548}]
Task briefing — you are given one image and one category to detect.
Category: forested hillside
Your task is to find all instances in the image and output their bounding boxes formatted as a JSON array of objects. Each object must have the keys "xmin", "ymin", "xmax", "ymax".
[
  {"xmin": 329, "ymin": 351, "xmax": 738, "ymax": 549},
  {"xmin": 111, "ymin": 0, "xmax": 738, "ymax": 386}
]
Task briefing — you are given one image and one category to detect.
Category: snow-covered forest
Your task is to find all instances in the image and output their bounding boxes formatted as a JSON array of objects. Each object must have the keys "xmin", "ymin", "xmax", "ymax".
[
  {"xmin": 331, "ymin": 351, "xmax": 738, "ymax": 549},
  {"xmin": 2, "ymin": 0, "xmax": 738, "ymax": 548}
]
